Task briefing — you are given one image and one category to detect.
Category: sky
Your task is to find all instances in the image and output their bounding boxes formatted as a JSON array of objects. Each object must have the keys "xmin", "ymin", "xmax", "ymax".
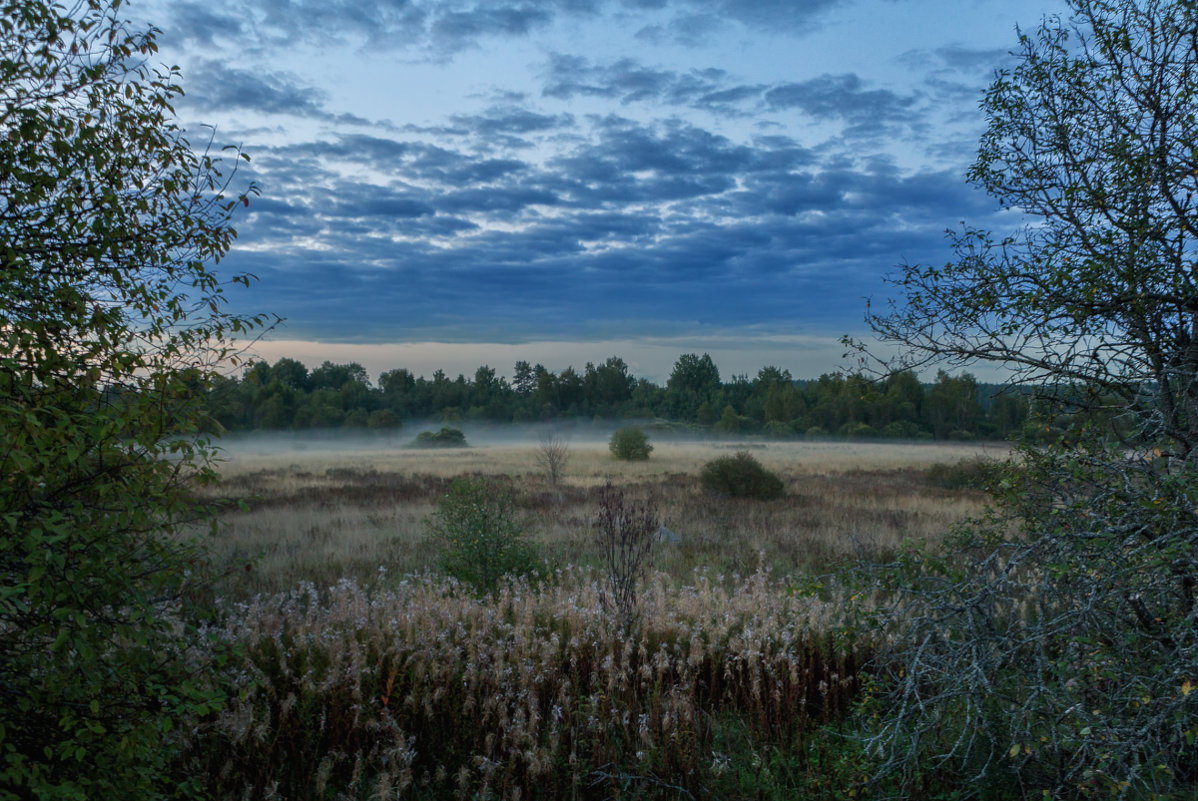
[{"xmin": 135, "ymin": 0, "xmax": 1067, "ymax": 384}]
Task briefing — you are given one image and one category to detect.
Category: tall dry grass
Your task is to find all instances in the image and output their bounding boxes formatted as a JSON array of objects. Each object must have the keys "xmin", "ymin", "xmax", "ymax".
[
  {"xmin": 178, "ymin": 438, "xmax": 1001, "ymax": 798},
  {"xmin": 182, "ymin": 567, "xmax": 866, "ymax": 800},
  {"xmin": 200, "ymin": 440, "xmax": 998, "ymax": 598}
]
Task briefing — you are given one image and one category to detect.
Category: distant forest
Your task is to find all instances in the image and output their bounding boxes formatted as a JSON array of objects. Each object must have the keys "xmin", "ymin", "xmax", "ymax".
[{"xmin": 206, "ymin": 352, "xmax": 1039, "ymax": 441}]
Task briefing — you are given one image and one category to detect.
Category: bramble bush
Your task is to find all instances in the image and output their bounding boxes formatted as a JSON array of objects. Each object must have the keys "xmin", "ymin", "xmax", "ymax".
[
  {"xmin": 701, "ymin": 451, "xmax": 785, "ymax": 500},
  {"xmin": 425, "ymin": 477, "xmax": 543, "ymax": 594}
]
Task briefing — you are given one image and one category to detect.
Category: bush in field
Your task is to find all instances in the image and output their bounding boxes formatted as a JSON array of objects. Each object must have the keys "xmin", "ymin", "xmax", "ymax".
[
  {"xmin": 700, "ymin": 451, "xmax": 785, "ymax": 500},
  {"xmin": 609, "ymin": 426, "xmax": 652, "ymax": 460},
  {"xmin": 595, "ymin": 482, "xmax": 658, "ymax": 633},
  {"xmin": 412, "ymin": 426, "xmax": 468, "ymax": 447},
  {"xmin": 426, "ymin": 477, "xmax": 541, "ymax": 594},
  {"xmin": 535, "ymin": 431, "xmax": 570, "ymax": 490}
]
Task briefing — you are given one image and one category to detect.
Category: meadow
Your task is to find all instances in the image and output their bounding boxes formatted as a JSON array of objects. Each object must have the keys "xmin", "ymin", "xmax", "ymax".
[
  {"xmin": 183, "ymin": 434, "xmax": 1005, "ymax": 799},
  {"xmin": 202, "ymin": 434, "xmax": 1002, "ymax": 598}
]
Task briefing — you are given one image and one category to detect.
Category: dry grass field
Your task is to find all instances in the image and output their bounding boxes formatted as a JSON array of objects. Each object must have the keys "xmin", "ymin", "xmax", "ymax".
[
  {"xmin": 200, "ymin": 435, "xmax": 1005, "ymax": 599},
  {"xmin": 178, "ymin": 434, "xmax": 1010, "ymax": 799}
]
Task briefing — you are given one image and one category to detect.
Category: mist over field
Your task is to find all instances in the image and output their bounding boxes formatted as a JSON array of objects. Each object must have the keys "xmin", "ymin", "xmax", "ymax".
[
  {"xmin": 215, "ymin": 420, "xmax": 636, "ymax": 457},
  {"xmin": 212, "ymin": 422, "xmax": 1009, "ymax": 476}
]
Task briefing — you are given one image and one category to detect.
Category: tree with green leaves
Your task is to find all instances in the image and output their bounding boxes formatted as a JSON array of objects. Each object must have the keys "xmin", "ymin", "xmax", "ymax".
[
  {"xmin": 666, "ymin": 352, "xmax": 721, "ymax": 420},
  {"xmin": 853, "ymin": 1, "xmax": 1198, "ymax": 796},
  {"xmin": 863, "ymin": 0, "xmax": 1198, "ymax": 455},
  {"xmin": 0, "ymin": 1, "xmax": 269, "ymax": 796}
]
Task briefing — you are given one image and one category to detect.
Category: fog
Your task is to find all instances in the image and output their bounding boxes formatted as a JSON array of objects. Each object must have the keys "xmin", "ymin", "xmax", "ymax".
[{"xmin": 214, "ymin": 420, "xmax": 666, "ymax": 458}]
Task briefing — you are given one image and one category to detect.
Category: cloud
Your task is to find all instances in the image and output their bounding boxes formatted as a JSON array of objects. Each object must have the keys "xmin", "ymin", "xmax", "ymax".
[
  {"xmin": 158, "ymin": 0, "xmax": 852, "ymax": 62},
  {"xmin": 541, "ymin": 54, "xmax": 763, "ymax": 113},
  {"xmin": 626, "ymin": 0, "xmax": 845, "ymax": 42},
  {"xmin": 182, "ymin": 60, "xmax": 328, "ymax": 116},
  {"xmin": 148, "ymin": 0, "xmax": 1019, "ymax": 352},
  {"xmin": 157, "ymin": 0, "xmax": 592, "ymax": 56},
  {"xmin": 431, "ymin": 5, "xmax": 555, "ymax": 47},
  {"xmin": 446, "ymin": 105, "xmax": 577, "ymax": 147},
  {"xmin": 219, "ymin": 107, "xmax": 997, "ymax": 344},
  {"xmin": 180, "ymin": 61, "xmax": 378, "ymax": 128},
  {"xmin": 764, "ymin": 74, "xmax": 923, "ymax": 138}
]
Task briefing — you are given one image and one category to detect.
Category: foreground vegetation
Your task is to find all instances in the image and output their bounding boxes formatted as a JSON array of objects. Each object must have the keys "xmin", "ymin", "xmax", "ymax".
[
  {"xmin": 164, "ymin": 440, "xmax": 995, "ymax": 799},
  {"xmin": 182, "ymin": 568, "xmax": 869, "ymax": 800}
]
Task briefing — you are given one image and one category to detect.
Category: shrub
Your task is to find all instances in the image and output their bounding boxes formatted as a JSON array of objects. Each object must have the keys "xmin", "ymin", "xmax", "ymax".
[
  {"xmin": 595, "ymin": 482, "xmax": 659, "ymax": 633},
  {"xmin": 609, "ymin": 426, "xmax": 653, "ymax": 460},
  {"xmin": 535, "ymin": 431, "xmax": 570, "ymax": 490},
  {"xmin": 858, "ymin": 445, "xmax": 1198, "ymax": 797},
  {"xmin": 701, "ymin": 451, "xmax": 785, "ymax": 500},
  {"xmin": 426, "ymin": 477, "xmax": 541, "ymax": 594},
  {"xmin": 413, "ymin": 426, "xmax": 468, "ymax": 447}
]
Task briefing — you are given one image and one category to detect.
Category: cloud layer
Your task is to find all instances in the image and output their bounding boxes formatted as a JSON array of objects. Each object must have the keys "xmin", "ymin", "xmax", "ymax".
[{"xmin": 137, "ymin": 0, "xmax": 1048, "ymax": 353}]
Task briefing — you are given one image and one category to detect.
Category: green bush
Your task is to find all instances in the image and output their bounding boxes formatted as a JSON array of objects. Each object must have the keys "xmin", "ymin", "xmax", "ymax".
[
  {"xmin": 426, "ymin": 477, "xmax": 542, "ymax": 594},
  {"xmin": 609, "ymin": 426, "xmax": 653, "ymax": 460},
  {"xmin": 413, "ymin": 426, "xmax": 468, "ymax": 447},
  {"xmin": 700, "ymin": 451, "xmax": 785, "ymax": 500}
]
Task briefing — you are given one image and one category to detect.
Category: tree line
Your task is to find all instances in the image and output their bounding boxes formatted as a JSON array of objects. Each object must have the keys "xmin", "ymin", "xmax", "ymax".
[{"xmin": 206, "ymin": 352, "xmax": 1036, "ymax": 440}]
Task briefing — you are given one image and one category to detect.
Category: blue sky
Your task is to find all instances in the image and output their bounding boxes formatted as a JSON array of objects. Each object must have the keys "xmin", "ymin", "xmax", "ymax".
[{"xmin": 139, "ymin": 0, "xmax": 1065, "ymax": 383}]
